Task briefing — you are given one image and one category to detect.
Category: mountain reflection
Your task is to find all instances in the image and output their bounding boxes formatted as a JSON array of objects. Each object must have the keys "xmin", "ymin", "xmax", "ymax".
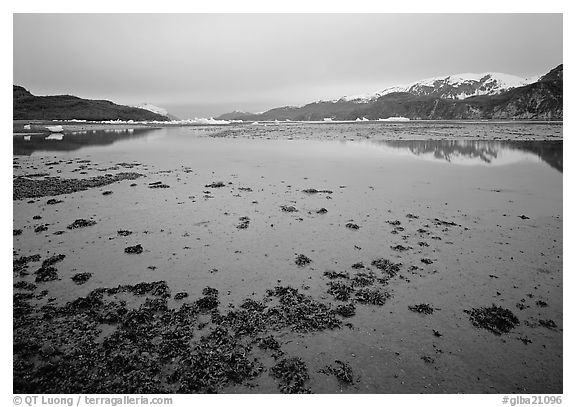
[
  {"xmin": 378, "ymin": 140, "xmax": 562, "ymax": 172},
  {"xmin": 13, "ymin": 128, "xmax": 156, "ymax": 156}
]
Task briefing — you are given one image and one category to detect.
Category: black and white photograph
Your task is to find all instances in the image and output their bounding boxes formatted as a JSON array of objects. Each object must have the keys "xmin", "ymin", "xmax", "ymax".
[{"xmin": 8, "ymin": 6, "xmax": 568, "ymax": 401}]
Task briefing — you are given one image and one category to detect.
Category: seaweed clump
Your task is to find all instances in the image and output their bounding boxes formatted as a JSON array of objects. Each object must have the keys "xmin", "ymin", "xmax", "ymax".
[
  {"xmin": 371, "ymin": 258, "xmax": 401, "ymax": 282},
  {"xmin": 124, "ymin": 244, "xmax": 143, "ymax": 254},
  {"xmin": 295, "ymin": 254, "xmax": 312, "ymax": 267},
  {"xmin": 335, "ymin": 303, "xmax": 356, "ymax": 318},
  {"xmin": 174, "ymin": 292, "xmax": 189, "ymax": 300},
  {"xmin": 327, "ymin": 281, "xmax": 354, "ymax": 301},
  {"xmin": 196, "ymin": 287, "xmax": 219, "ymax": 311},
  {"xmin": 67, "ymin": 219, "xmax": 96, "ymax": 229},
  {"xmin": 13, "ymin": 254, "xmax": 42, "ymax": 275},
  {"xmin": 351, "ymin": 272, "xmax": 376, "ymax": 287},
  {"xmin": 408, "ymin": 303, "xmax": 434, "ymax": 315},
  {"xmin": 14, "ymin": 281, "xmax": 37, "ymax": 291},
  {"xmin": 236, "ymin": 216, "xmax": 250, "ymax": 229},
  {"xmin": 173, "ymin": 327, "xmax": 263, "ymax": 393},
  {"xmin": 323, "ymin": 270, "xmax": 350, "ymax": 280},
  {"xmin": 205, "ymin": 181, "xmax": 226, "ymax": 188},
  {"xmin": 13, "ymin": 172, "xmax": 143, "ymax": 200},
  {"xmin": 280, "ymin": 205, "xmax": 298, "ymax": 213},
  {"xmin": 266, "ymin": 286, "xmax": 342, "ymax": 332},
  {"xmin": 71, "ymin": 272, "xmax": 92, "ymax": 285},
  {"xmin": 354, "ymin": 288, "xmax": 389, "ymax": 306},
  {"xmin": 320, "ymin": 360, "xmax": 354, "ymax": 384},
  {"xmin": 539, "ymin": 319, "xmax": 557, "ymax": 330},
  {"xmin": 465, "ymin": 305, "xmax": 519, "ymax": 335},
  {"xmin": 271, "ymin": 357, "xmax": 311, "ymax": 394},
  {"xmin": 302, "ymin": 188, "xmax": 333, "ymax": 194},
  {"xmin": 34, "ymin": 254, "xmax": 66, "ymax": 283},
  {"xmin": 256, "ymin": 335, "xmax": 284, "ymax": 358}
]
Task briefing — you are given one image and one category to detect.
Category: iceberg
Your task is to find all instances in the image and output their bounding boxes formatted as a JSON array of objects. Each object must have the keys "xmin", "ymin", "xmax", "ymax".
[{"xmin": 378, "ymin": 117, "xmax": 410, "ymax": 122}]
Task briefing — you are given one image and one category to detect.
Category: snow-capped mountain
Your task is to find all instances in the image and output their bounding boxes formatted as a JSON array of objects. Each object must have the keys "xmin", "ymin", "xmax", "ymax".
[
  {"xmin": 333, "ymin": 72, "xmax": 538, "ymax": 103},
  {"xmin": 215, "ymin": 64, "xmax": 562, "ymax": 121}
]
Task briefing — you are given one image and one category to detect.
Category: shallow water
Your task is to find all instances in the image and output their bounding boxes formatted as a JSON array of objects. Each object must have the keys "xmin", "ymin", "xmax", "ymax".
[{"xmin": 13, "ymin": 125, "xmax": 562, "ymax": 393}]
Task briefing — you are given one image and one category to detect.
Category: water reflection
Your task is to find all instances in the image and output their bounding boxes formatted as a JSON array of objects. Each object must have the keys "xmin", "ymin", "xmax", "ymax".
[
  {"xmin": 376, "ymin": 140, "xmax": 562, "ymax": 173},
  {"xmin": 13, "ymin": 128, "xmax": 156, "ymax": 156},
  {"xmin": 13, "ymin": 127, "xmax": 562, "ymax": 174}
]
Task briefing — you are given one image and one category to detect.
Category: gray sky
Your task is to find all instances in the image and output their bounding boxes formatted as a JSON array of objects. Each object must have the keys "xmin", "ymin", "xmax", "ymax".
[{"xmin": 14, "ymin": 14, "xmax": 562, "ymax": 118}]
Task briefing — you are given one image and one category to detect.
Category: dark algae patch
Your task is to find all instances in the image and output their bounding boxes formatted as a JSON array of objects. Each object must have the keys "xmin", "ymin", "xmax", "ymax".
[
  {"xmin": 67, "ymin": 219, "xmax": 97, "ymax": 229},
  {"xmin": 124, "ymin": 244, "xmax": 143, "ymax": 254},
  {"xmin": 14, "ymin": 281, "xmax": 37, "ymax": 291},
  {"xmin": 271, "ymin": 357, "xmax": 311, "ymax": 394},
  {"xmin": 174, "ymin": 292, "xmax": 189, "ymax": 300},
  {"xmin": 196, "ymin": 287, "xmax": 219, "ymax": 311},
  {"xmin": 46, "ymin": 198, "xmax": 63, "ymax": 205},
  {"xmin": 13, "ymin": 172, "xmax": 143, "ymax": 200},
  {"xmin": 371, "ymin": 258, "xmax": 402, "ymax": 281},
  {"xmin": 327, "ymin": 281, "xmax": 354, "ymax": 301},
  {"xmin": 34, "ymin": 254, "xmax": 66, "ymax": 283},
  {"xmin": 391, "ymin": 244, "xmax": 410, "ymax": 251},
  {"xmin": 335, "ymin": 303, "xmax": 356, "ymax": 318},
  {"xmin": 295, "ymin": 254, "xmax": 312, "ymax": 266},
  {"xmin": 320, "ymin": 360, "xmax": 354, "ymax": 384},
  {"xmin": 280, "ymin": 205, "xmax": 298, "ymax": 213},
  {"xmin": 256, "ymin": 335, "xmax": 283, "ymax": 356},
  {"xmin": 205, "ymin": 181, "xmax": 226, "ymax": 188},
  {"xmin": 539, "ymin": 319, "xmax": 558, "ymax": 330},
  {"xmin": 236, "ymin": 216, "xmax": 250, "ymax": 229},
  {"xmin": 148, "ymin": 181, "xmax": 170, "ymax": 189},
  {"xmin": 34, "ymin": 225, "xmax": 48, "ymax": 233},
  {"xmin": 354, "ymin": 288, "xmax": 390, "ymax": 306},
  {"xmin": 13, "ymin": 254, "xmax": 41, "ymax": 275},
  {"xmin": 465, "ymin": 305, "xmax": 520, "ymax": 335},
  {"xmin": 173, "ymin": 327, "xmax": 263, "ymax": 393},
  {"xmin": 408, "ymin": 303, "xmax": 434, "ymax": 315},
  {"xmin": 14, "ymin": 280, "xmax": 346, "ymax": 393},
  {"xmin": 71, "ymin": 272, "xmax": 92, "ymax": 285},
  {"xmin": 302, "ymin": 188, "xmax": 333, "ymax": 194},
  {"xmin": 323, "ymin": 270, "xmax": 350, "ymax": 280},
  {"xmin": 351, "ymin": 272, "xmax": 376, "ymax": 287},
  {"xmin": 265, "ymin": 286, "xmax": 342, "ymax": 332}
]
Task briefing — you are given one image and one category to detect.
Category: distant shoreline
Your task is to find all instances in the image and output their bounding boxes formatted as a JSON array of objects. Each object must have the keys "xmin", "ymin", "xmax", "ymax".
[{"xmin": 13, "ymin": 118, "xmax": 563, "ymax": 136}]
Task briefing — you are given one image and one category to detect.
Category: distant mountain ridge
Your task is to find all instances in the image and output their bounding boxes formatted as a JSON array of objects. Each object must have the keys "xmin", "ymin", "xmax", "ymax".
[
  {"xmin": 13, "ymin": 86, "xmax": 170, "ymax": 121},
  {"xmin": 217, "ymin": 65, "xmax": 562, "ymax": 121}
]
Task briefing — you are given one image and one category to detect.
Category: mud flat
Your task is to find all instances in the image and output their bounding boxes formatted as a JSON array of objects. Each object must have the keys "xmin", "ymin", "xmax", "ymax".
[{"xmin": 13, "ymin": 125, "xmax": 562, "ymax": 393}]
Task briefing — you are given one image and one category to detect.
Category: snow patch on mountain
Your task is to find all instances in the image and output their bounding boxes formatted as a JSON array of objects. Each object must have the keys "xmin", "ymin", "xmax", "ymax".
[
  {"xmin": 330, "ymin": 72, "xmax": 539, "ymax": 103},
  {"xmin": 132, "ymin": 103, "xmax": 169, "ymax": 117}
]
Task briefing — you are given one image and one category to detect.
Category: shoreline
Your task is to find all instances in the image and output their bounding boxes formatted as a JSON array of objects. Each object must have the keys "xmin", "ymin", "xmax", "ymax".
[{"xmin": 12, "ymin": 120, "xmax": 564, "ymax": 141}]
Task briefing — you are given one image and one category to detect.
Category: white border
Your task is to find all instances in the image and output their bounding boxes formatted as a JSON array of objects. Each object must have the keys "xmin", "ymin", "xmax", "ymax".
[{"xmin": 2, "ymin": 3, "xmax": 571, "ymax": 406}]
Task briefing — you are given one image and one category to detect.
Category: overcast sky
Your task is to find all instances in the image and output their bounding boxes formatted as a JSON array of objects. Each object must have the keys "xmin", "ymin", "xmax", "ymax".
[{"xmin": 14, "ymin": 14, "xmax": 562, "ymax": 118}]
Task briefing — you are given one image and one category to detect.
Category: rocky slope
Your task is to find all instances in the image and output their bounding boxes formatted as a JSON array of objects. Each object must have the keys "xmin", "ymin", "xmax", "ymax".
[
  {"xmin": 217, "ymin": 65, "xmax": 562, "ymax": 121},
  {"xmin": 13, "ymin": 86, "xmax": 170, "ymax": 121}
]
